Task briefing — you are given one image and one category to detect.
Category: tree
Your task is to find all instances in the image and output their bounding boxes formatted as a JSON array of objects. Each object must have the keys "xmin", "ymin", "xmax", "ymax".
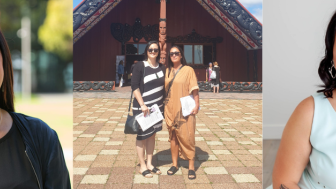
[{"xmin": 38, "ymin": 0, "xmax": 72, "ymax": 62}]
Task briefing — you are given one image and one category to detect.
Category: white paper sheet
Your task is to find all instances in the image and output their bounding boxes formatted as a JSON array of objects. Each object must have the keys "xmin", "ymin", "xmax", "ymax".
[
  {"xmin": 136, "ymin": 104, "xmax": 164, "ymax": 131},
  {"xmin": 180, "ymin": 95, "xmax": 200, "ymax": 117}
]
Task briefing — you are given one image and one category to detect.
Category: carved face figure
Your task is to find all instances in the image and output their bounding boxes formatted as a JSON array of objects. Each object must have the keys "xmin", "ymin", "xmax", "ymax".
[
  {"xmin": 160, "ymin": 54, "xmax": 166, "ymax": 64},
  {"xmin": 159, "ymin": 21, "xmax": 166, "ymax": 35}
]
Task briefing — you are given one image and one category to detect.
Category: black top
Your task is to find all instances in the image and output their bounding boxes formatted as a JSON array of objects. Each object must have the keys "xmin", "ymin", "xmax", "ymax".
[
  {"xmin": 0, "ymin": 122, "xmax": 39, "ymax": 189},
  {"xmin": 212, "ymin": 66, "xmax": 221, "ymax": 85},
  {"xmin": 131, "ymin": 61, "xmax": 166, "ymax": 111}
]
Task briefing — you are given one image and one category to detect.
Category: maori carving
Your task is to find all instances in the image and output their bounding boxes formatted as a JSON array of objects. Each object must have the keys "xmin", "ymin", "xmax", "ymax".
[
  {"xmin": 214, "ymin": 0, "xmax": 262, "ymax": 45},
  {"xmin": 73, "ymin": 81, "xmax": 114, "ymax": 91},
  {"xmin": 111, "ymin": 18, "xmax": 159, "ymax": 49},
  {"xmin": 133, "ymin": 18, "xmax": 144, "ymax": 43},
  {"xmin": 73, "ymin": 0, "xmax": 107, "ymax": 31},
  {"xmin": 159, "ymin": 0, "xmax": 167, "ymax": 64},
  {"xmin": 198, "ymin": 81, "xmax": 262, "ymax": 92}
]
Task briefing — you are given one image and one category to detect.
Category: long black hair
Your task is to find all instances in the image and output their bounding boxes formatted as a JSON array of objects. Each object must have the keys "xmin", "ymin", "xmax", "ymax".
[
  {"xmin": 0, "ymin": 30, "xmax": 15, "ymax": 112},
  {"xmin": 144, "ymin": 41, "xmax": 160, "ymax": 63},
  {"xmin": 167, "ymin": 45, "xmax": 188, "ymax": 77},
  {"xmin": 317, "ymin": 11, "xmax": 336, "ymax": 98}
]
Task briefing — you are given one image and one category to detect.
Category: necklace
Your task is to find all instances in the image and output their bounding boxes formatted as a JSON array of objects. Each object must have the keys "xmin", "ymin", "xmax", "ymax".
[
  {"xmin": 173, "ymin": 64, "xmax": 182, "ymax": 73},
  {"xmin": 147, "ymin": 60, "xmax": 158, "ymax": 68}
]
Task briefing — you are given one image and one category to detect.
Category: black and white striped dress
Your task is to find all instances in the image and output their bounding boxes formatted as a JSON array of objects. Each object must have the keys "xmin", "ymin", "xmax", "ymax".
[{"xmin": 131, "ymin": 61, "xmax": 165, "ymax": 140}]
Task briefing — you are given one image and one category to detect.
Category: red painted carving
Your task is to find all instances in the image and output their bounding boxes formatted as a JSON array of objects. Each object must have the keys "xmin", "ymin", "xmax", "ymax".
[{"xmin": 159, "ymin": 0, "xmax": 167, "ymax": 64}]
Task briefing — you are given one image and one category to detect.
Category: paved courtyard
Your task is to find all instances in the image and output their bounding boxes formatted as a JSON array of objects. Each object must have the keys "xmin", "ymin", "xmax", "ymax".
[{"xmin": 73, "ymin": 90, "xmax": 262, "ymax": 189}]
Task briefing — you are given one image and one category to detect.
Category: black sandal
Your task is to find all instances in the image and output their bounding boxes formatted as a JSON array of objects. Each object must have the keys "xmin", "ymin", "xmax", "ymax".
[
  {"xmin": 151, "ymin": 167, "xmax": 161, "ymax": 175},
  {"xmin": 188, "ymin": 170, "xmax": 196, "ymax": 180},
  {"xmin": 167, "ymin": 166, "xmax": 179, "ymax": 175},
  {"xmin": 140, "ymin": 170, "xmax": 153, "ymax": 178}
]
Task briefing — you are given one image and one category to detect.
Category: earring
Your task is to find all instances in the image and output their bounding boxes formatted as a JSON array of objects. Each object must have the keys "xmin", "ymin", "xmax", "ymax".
[{"xmin": 329, "ymin": 60, "xmax": 336, "ymax": 79}]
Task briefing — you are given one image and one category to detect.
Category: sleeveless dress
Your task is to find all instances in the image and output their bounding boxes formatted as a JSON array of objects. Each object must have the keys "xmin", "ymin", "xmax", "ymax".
[
  {"xmin": 267, "ymin": 93, "xmax": 336, "ymax": 189},
  {"xmin": 132, "ymin": 61, "xmax": 164, "ymax": 140}
]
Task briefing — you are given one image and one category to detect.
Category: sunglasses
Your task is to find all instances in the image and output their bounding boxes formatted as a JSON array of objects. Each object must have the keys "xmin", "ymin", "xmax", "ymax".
[
  {"xmin": 148, "ymin": 48, "xmax": 159, "ymax": 53},
  {"xmin": 170, "ymin": 52, "xmax": 180, "ymax": 57}
]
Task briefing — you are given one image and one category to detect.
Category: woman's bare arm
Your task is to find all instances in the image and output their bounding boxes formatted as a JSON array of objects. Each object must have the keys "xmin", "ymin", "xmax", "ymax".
[
  {"xmin": 191, "ymin": 89, "xmax": 199, "ymax": 114},
  {"xmin": 272, "ymin": 96, "xmax": 314, "ymax": 188}
]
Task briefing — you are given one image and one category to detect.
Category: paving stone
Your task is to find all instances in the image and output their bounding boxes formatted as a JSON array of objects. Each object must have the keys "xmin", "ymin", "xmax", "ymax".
[
  {"xmin": 79, "ymin": 134, "xmax": 95, "ymax": 138},
  {"xmin": 73, "ymin": 131, "xmax": 83, "ymax": 134},
  {"xmin": 106, "ymin": 141, "xmax": 123, "ymax": 145},
  {"xmin": 133, "ymin": 175, "xmax": 159, "ymax": 184},
  {"xmin": 203, "ymin": 167, "xmax": 228, "ymax": 174},
  {"xmin": 220, "ymin": 138, "xmax": 235, "ymax": 141},
  {"xmin": 197, "ymin": 128, "xmax": 210, "ymax": 132},
  {"xmin": 99, "ymin": 150, "xmax": 119, "ymax": 155},
  {"xmin": 197, "ymin": 155, "xmax": 218, "ymax": 161},
  {"xmin": 97, "ymin": 131, "xmax": 113, "ymax": 134},
  {"xmin": 248, "ymin": 150, "xmax": 262, "ymax": 154},
  {"xmin": 212, "ymin": 150, "xmax": 231, "ymax": 155},
  {"xmin": 73, "ymin": 168, "xmax": 88, "ymax": 175},
  {"xmin": 93, "ymin": 137, "xmax": 110, "ymax": 142},
  {"xmin": 250, "ymin": 138, "xmax": 262, "ymax": 141},
  {"xmin": 80, "ymin": 175, "xmax": 109, "ymax": 184},
  {"xmin": 231, "ymin": 174, "xmax": 259, "ymax": 183},
  {"xmin": 75, "ymin": 155, "xmax": 97, "ymax": 161},
  {"xmin": 206, "ymin": 141, "xmax": 223, "ymax": 146}
]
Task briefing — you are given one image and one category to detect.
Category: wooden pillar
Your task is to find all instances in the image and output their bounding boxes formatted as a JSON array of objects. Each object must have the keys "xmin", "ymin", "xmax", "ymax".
[{"xmin": 159, "ymin": 0, "xmax": 167, "ymax": 65}]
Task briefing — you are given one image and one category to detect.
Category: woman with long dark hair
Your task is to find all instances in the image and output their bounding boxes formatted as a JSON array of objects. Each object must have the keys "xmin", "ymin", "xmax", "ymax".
[
  {"xmin": 267, "ymin": 12, "xmax": 336, "ymax": 189},
  {"xmin": 131, "ymin": 40, "xmax": 165, "ymax": 178},
  {"xmin": 164, "ymin": 45, "xmax": 199, "ymax": 180},
  {"xmin": 0, "ymin": 30, "xmax": 70, "ymax": 188}
]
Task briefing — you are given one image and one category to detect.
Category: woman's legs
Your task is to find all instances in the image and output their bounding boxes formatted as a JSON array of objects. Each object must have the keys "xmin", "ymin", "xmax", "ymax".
[
  {"xmin": 188, "ymin": 159, "xmax": 195, "ymax": 179},
  {"xmin": 168, "ymin": 130, "xmax": 179, "ymax": 174},
  {"xmin": 136, "ymin": 139, "xmax": 152, "ymax": 177},
  {"xmin": 146, "ymin": 133, "xmax": 161, "ymax": 173},
  {"xmin": 216, "ymin": 85, "xmax": 219, "ymax": 93},
  {"xmin": 213, "ymin": 86, "xmax": 216, "ymax": 93}
]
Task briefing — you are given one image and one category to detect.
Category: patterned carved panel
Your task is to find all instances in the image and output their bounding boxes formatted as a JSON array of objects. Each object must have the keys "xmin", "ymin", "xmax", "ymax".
[
  {"xmin": 213, "ymin": 0, "xmax": 262, "ymax": 46},
  {"xmin": 198, "ymin": 81, "xmax": 262, "ymax": 92},
  {"xmin": 73, "ymin": 81, "xmax": 115, "ymax": 91},
  {"xmin": 73, "ymin": 0, "xmax": 108, "ymax": 31},
  {"xmin": 110, "ymin": 18, "xmax": 159, "ymax": 44}
]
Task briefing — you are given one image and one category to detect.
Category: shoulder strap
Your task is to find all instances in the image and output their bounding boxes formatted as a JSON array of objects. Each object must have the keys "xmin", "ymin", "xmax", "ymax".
[
  {"xmin": 128, "ymin": 62, "xmax": 146, "ymax": 112},
  {"xmin": 166, "ymin": 65, "xmax": 184, "ymax": 98}
]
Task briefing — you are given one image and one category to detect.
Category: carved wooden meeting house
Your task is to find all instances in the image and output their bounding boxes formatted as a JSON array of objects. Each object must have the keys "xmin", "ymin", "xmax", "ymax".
[{"xmin": 73, "ymin": 0, "xmax": 262, "ymax": 92}]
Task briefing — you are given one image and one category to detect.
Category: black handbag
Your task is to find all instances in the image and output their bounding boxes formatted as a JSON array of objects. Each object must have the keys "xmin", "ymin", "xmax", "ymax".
[{"xmin": 124, "ymin": 63, "xmax": 145, "ymax": 134}]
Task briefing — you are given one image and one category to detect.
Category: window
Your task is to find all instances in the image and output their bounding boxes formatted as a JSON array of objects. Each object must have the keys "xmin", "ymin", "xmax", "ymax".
[
  {"xmin": 126, "ymin": 43, "xmax": 147, "ymax": 55},
  {"xmin": 177, "ymin": 44, "xmax": 212, "ymax": 65}
]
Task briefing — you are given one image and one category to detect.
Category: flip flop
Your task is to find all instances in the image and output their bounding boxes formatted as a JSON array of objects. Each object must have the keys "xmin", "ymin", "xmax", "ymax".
[
  {"xmin": 139, "ymin": 170, "xmax": 153, "ymax": 178},
  {"xmin": 167, "ymin": 166, "xmax": 179, "ymax": 175},
  {"xmin": 188, "ymin": 170, "xmax": 196, "ymax": 180},
  {"xmin": 151, "ymin": 167, "xmax": 161, "ymax": 175}
]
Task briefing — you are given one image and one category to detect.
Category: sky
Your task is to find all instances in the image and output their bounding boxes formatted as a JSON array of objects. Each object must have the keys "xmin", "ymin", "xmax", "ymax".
[{"xmin": 73, "ymin": 0, "xmax": 262, "ymax": 23}]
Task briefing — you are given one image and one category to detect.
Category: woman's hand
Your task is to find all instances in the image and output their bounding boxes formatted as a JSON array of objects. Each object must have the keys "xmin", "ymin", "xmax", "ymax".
[
  {"xmin": 141, "ymin": 105, "xmax": 150, "ymax": 117},
  {"xmin": 190, "ymin": 105, "xmax": 199, "ymax": 115}
]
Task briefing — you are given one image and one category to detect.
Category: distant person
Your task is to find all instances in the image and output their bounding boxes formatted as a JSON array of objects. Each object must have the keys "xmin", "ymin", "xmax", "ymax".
[
  {"xmin": 118, "ymin": 60, "xmax": 124, "ymax": 87},
  {"xmin": 130, "ymin": 60, "xmax": 138, "ymax": 76},
  {"xmin": 205, "ymin": 62, "xmax": 213, "ymax": 82},
  {"xmin": 0, "ymin": 30, "xmax": 70, "ymax": 188}
]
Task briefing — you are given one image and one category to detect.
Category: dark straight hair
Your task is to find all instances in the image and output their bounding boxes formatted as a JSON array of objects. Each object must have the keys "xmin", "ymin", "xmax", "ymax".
[
  {"xmin": 317, "ymin": 11, "xmax": 336, "ymax": 98},
  {"xmin": 144, "ymin": 41, "xmax": 160, "ymax": 63},
  {"xmin": 0, "ymin": 30, "xmax": 15, "ymax": 112},
  {"xmin": 167, "ymin": 45, "xmax": 188, "ymax": 77}
]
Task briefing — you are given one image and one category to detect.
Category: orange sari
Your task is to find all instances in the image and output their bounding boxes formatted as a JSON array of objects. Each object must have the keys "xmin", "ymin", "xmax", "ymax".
[{"xmin": 164, "ymin": 66, "xmax": 199, "ymax": 160}]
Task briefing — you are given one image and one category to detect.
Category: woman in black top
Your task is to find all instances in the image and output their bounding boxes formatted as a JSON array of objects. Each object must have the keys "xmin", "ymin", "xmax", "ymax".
[
  {"xmin": 131, "ymin": 41, "xmax": 165, "ymax": 178},
  {"xmin": 0, "ymin": 30, "xmax": 70, "ymax": 188}
]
